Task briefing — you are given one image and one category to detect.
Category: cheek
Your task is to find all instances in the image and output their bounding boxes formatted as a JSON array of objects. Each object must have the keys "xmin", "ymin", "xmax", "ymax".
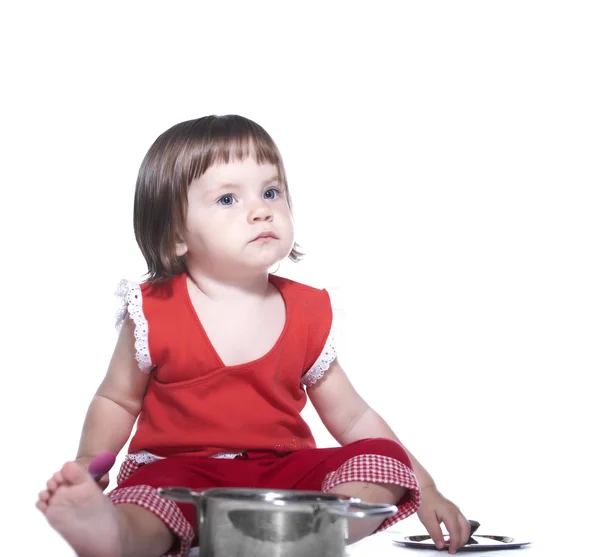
[
  {"xmin": 276, "ymin": 204, "xmax": 293, "ymax": 224},
  {"xmin": 284, "ymin": 212, "xmax": 295, "ymax": 235},
  {"xmin": 183, "ymin": 220, "xmax": 218, "ymax": 251},
  {"xmin": 278, "ymin": 211, "xmax": 295, "ymax": 244}
]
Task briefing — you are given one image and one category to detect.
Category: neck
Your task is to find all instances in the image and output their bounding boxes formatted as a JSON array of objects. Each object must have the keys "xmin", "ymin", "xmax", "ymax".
[{"xmin": 185, "ymin": 266, "xmax": 272, "ymax": 301}]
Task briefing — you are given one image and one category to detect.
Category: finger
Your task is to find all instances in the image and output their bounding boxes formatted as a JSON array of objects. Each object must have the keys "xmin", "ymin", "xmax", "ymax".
[
  {"xmin": 459, "ymin": 514, "xmax": 472, "ymax": 546},
  {"xmin": 420, "ymin": 513, "xmax": 445, "ymax": 549},
  {"xmin": 444, "ymin": 515, "xmax": 463, "ymax": 554},
  {"xmin": 96, "ymin": 473, "xmax": 110, "ymax": 491}
]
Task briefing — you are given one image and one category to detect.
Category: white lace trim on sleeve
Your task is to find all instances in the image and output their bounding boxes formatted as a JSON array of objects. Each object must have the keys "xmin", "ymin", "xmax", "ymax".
[
  {"xmin": 301, "ymin": 286, "xmax": 345, "ymax": 387},
  {"xmin": 115, "ymin": 279, "xmax": 153, "ymax": 373},
  {"xmin": 301, "ymin": 328, "xmax": 336, "ymax": 387}
]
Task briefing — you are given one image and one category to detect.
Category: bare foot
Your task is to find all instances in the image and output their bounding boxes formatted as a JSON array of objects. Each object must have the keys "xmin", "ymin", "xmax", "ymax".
[{"xmin": 37, "ymin": 461, "xmax": 124, "ymax": 557}]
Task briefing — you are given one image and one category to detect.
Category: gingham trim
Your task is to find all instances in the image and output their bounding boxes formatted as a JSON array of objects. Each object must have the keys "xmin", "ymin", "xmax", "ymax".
[
  {"xmin": 116, "ymin": 458, "xmax": 143, "ymax": 485},
  {"xmin": 108, "ymin": 484, "xmax": 194, "ymax": 557},
  {"xmin": 321, "ymin": 454, "xmax": 421, "ymax": 531}
]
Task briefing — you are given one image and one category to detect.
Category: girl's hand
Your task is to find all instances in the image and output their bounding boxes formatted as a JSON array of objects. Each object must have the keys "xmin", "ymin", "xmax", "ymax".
[
  {"xmin": 417, "ymin": 485, "xmax": 471, "ymax": 554},
  {"xmin": 74, "ymin": 456, "xmax": 110, "ymax": 491}
]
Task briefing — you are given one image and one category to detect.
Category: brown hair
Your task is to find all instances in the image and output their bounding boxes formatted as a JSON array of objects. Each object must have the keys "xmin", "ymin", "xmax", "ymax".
[{"xmin": 133, "ymin": 115, "xmax": 302, "ymax": 281}]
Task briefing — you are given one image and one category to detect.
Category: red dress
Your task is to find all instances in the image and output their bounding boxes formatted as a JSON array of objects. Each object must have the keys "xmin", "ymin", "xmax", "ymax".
[{"xmin": 127, "ymin": 272, "xmax": 333, "ymax": 458}]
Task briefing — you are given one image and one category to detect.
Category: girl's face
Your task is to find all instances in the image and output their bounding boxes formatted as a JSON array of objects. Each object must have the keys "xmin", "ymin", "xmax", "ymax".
[{"xmin": 176, "ymin": 157, "xmax": 294, "ymax": 277}]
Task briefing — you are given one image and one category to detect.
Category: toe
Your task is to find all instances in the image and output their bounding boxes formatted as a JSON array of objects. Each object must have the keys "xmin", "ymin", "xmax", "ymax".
[
  {"xmin": 47, "ymin": 471, "xmax": 65, "ymax": 491},
  {"xmin": 39, "ymin": 490, "xmax": 50, "ymax": 503},
  {"xmin": 61, "ymin": 461, "xmax": 92, "ymax": 485}
]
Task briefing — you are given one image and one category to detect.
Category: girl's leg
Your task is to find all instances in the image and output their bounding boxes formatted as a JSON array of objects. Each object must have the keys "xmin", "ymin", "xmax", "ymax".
[
  {"xmin": 119, "ymin": 503, "xmax": 177, "ymax": 557},
  {"xmin": 259, "ymin": 438, "xmax": 421, "ymax": 545},
  {"xmin": 319, "ymin": 439, "xmax": 420, "ymax": 544},
  {"xmin": 37, "ymin": 461, "xmax": 175, "ymax": 557},
  {"xmin": 108, "ymin": 454, "xmax": 262, "ymax": 555},
  {"xmin": 328, "ymin": 481, "xmax": 406, "ymax": 544}
]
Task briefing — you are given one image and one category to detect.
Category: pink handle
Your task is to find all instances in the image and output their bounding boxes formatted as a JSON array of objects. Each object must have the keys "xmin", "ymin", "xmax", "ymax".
[{"xmin": 88, "ymin": 451, "xmax": 117, "ymax": 480}]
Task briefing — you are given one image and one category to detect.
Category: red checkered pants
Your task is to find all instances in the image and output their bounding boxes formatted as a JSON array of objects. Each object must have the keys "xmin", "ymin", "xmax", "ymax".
[{"xmin": 107, "ymin": 438, "xmax": 421, "ymax": 557}]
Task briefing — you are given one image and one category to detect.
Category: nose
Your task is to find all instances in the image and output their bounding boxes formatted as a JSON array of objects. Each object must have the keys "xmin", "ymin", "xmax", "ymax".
[{"xmin": 248, "ymin": 200, "xmax": 273, "ymax": 222}]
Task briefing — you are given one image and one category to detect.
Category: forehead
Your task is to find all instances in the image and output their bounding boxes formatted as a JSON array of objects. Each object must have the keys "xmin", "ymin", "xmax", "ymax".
[{"xmin": 195, "ymin": 157, "xmax": 280, "ymax": 188}]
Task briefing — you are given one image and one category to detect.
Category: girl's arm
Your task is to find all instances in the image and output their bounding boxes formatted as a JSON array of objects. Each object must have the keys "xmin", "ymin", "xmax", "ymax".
[
  {"xmin": 306, "ymin": 358, "xmax": 435, "ymax": 488},
  {"xmin": 307, "ymin": 358, "xmax": 471, "ymax": 554},
  {"xmin": 76, "ymin": 317, "xmax": 150, "ymax": 463}
]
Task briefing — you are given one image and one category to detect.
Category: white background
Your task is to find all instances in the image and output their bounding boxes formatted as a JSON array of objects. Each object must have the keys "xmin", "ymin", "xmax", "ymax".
[{"xmin": 1, "ymin": 1, "xmax": 598, "ymax": 555}]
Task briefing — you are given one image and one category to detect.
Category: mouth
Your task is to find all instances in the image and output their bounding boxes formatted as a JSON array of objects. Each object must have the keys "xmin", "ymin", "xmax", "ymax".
[{"xmin": 251, "ymin": 232, "xmax": 278, "ymax": 242}]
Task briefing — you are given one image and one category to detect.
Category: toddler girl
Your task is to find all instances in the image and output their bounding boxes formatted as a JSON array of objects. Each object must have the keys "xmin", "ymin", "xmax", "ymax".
[{"xmin": 37, "ymin": 115, "xmax": 471, "ymax": 556}]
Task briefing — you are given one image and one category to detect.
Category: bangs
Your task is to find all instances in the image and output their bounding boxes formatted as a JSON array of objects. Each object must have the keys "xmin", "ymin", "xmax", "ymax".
[{"xmin": 184, "ymin": 116, "xmax": 284, "ymax": 184}]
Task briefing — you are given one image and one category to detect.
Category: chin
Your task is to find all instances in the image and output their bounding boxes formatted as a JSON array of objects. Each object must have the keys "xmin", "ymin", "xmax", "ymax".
[
  {"xmin": 240, "ymin": 239, "xmax": 291, "ymax": 270},
  {"xmin": 249, "ymin": 252, "xmax": 286, "ymax": 271}
]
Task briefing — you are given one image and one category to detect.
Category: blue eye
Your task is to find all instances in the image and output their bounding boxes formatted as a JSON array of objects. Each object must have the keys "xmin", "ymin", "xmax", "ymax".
[
  {"xmin": 218, "ymin": 194, "xmax": 236, "ymax": 206},
  {"xmin": 264, "ymin": 188, "xmax": 280, "ymax": 200}
]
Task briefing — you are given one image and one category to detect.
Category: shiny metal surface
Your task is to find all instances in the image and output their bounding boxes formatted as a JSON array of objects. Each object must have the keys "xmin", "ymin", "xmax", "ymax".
[{"xmin": 159, "ymin": 487, "xmax": 397, "ymax": 557}]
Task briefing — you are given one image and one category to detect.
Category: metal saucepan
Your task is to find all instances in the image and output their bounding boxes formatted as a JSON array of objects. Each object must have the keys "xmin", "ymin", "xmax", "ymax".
[{"xmin": 159, "ymin": 486, "xmax": 397, "ymax": 557}]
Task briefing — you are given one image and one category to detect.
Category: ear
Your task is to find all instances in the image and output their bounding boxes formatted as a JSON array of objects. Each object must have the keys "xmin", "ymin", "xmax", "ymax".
[{"xmin": 175, "ymin": 237, "xmax": 188, "ymax": 257}]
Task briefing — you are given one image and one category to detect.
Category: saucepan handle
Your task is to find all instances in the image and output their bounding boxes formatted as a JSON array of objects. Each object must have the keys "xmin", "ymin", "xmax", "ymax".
[
  {"xmin": 158, "ymin": 486, "xmax": 199, "ymax": 504},
  {"xmin": 328, "ymin": 499, "xmax": 398, "ymax": 519}
]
